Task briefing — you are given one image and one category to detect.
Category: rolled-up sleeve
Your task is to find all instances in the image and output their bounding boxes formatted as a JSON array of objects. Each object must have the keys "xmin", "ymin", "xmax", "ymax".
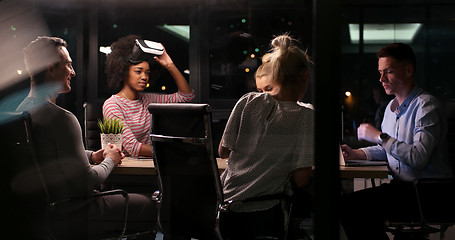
[
  {"xmin": 361, "ymin": 145, "xmax": 387, "ymax": 161},
  {"xmin": 386, "ymin": 100, "xmax": 441, "ymax": 170}
]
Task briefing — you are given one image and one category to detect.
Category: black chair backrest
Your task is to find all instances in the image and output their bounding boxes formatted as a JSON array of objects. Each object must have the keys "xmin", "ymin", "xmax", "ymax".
[
  {"xmin": 0, "ymin": 111, "xmax": 49, "ymax": 237},
  {"xmin": 446, "ymin": 99, "xmax": 455, "ymax": 175},
  {"xmin": 84, "ymin": 101, "xmax": 104, "ymax": 151},
  {"xmin": 148, "ymin": 103, "xmax": 223, "ymax": 239},
  {"xmin": 415, "ymin": 178, "xmax": 455, "ymax": 225}
]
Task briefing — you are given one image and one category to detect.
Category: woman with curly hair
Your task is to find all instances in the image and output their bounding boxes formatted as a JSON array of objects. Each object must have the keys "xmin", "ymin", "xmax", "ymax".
[{"xmin": 103, "ymin": 34, "xmax": 194, "ymax": 157}]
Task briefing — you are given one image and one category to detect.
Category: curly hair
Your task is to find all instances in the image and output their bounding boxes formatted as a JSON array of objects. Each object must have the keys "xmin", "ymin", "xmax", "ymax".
[{"xmin": 105, "ymin": 34, "xmax": 140, "ymax": 92}]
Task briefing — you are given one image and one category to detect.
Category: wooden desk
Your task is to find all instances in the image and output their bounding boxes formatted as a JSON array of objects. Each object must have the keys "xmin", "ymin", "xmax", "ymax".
[
  {"xmin": 112, "ymin": 157, "xmax": 388, "ymax": 179},
  {"xmin": 107, "ymin": 157, "xmax": 157, "ymax": 193},
  {"xmin": 111, "ymin": 157, "xmax": 228, "ymax": 175},
  {"xmin": 340, "ymin": 165, "xmax": 389, "ymax": 179},
  {"xmin": 111, "ymin": 157, "xmax": 156, "ymax": 175}
]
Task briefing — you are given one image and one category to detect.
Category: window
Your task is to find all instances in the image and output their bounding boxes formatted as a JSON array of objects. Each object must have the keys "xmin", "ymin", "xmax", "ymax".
[
  {"xmin": 203, "ymin": 1, "xmax": 313, "ymax": 119},
  {"xmin": 97, "ymin": 8, "xmax": 190, "ymax": 100},
  {"xmin": 340, "ymin": 3, "xmax": 455, "ymax": 144}
]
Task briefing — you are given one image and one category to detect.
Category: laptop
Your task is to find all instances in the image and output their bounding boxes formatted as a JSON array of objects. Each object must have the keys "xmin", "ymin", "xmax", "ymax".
[{"xmin": 339, "ymin": 145, "xmax": 388, "ymax": 167}]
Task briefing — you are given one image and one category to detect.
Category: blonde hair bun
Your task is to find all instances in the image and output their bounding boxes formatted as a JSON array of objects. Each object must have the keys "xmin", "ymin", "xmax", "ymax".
[
  {"xmin": 271, "ymin": 34, "xmax": 293, "ymax": 50},
  {"xmin": 264, "ymin": 33, "xmax": 312, "ymax": 98}
]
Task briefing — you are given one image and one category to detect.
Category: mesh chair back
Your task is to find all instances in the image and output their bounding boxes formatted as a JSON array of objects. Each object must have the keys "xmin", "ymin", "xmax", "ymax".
[
  {"xmin": 83, "ymin": 102, "xmax": 104, "ymax": 151},
  {"xmin": 148, "ymin": 103, "xmax": 223, "ymax": 239},
  {"xmin": 415, "ymin": 178, "xmax": 455, "ymax": 225},
  {"xmin": 0, "ymin": 111, "xmax": 49, "ymax": 237},
  {"xmin": 446, "ymin": 99, "xmax": 455, "ymax": 175}
]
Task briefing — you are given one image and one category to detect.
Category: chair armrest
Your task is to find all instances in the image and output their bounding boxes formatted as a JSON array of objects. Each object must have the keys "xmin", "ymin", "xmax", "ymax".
[
  {"xmin": 49, "ymin": 189, "xmax": 129, "ymax": 238},
  {"xmin": 221, "ymin": 193, "xmax": 292, "ymax": 212},
  {"xmin": 152, "ymin": 190, "xmax": 161, "ymax": 203},
  {"xmin": 150, "ymin": 134, "xmax": 208, "ymax": 145},
  {"xmin": 89, "ymin": 189, "xmax": 129, "ymax": 198},
  {"xmin": 50, "ymin": 189, "xmax": 129, "ymax": 208}
]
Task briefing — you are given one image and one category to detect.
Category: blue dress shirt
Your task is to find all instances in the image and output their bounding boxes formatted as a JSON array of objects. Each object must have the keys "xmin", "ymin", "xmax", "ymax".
[{"xmin": 361, "ymin": 86, "xmax": 453, "ymax": 181}]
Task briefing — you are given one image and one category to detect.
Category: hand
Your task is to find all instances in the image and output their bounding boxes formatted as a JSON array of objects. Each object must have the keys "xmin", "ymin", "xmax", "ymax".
[
  {"xmin": 292, "ymin": 167, "xmax": 312, "ymax": 188},
  {"xmin": 357, "ymin": 123, "xmax": 381, "ymax": 144},
  {"xmin": 341, "ymin": 144, "xmax": 366, "ymax": 160},
  {"xmin": 153, "ymin": 44, "xmax": 175, "ymax": 70},
  {"xmin": 91, "ymin": 149, "xmax": 104, "ymax": 165},
  {"xmin": 218, "ymin": 140, "xmax": 231, "ymax": 159},
  {"xmin": 103, "ymin": 143, "xmax": 124, "ymax": 166},
  {"xmin": 153, "ymin": 44, "xmax": 192, "ymax": 94}
]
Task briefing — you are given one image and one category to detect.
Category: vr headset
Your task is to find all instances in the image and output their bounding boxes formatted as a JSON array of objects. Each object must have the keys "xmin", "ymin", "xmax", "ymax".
[{"xmin": 128, "ymin": 39, "xmax": 164, "ymax": 64}]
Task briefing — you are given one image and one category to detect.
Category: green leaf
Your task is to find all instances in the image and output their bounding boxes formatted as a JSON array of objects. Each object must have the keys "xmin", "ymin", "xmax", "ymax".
[{"xmin": 97, "ymin": 118, "xmax": 124, "ymax": 134}]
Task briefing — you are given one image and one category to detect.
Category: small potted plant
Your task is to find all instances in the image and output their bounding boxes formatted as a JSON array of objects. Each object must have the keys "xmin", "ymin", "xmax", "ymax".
[{"xmin": 97, "ymin": 118, "xmax": 124, "ymax": 151}]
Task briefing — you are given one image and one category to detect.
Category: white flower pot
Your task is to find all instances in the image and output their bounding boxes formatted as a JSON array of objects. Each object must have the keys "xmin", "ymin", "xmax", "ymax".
[{"xmin": 100, "ymin": 133, "xmax": 122, "ymax": 151}]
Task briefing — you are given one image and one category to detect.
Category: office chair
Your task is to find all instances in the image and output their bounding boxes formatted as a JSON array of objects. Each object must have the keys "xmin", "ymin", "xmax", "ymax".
[
  {"xmin": 83, "ymin": 101, "xmax": 105, "ymax": 151},
  {"xmin": 0, "ymin": 111, "xmax": 48, "ymax": 239},
  {"xmin": 385, "ymin": 178, "xmax": 455, "ymax": 240},
  {"xmin": 148, "ymin": 103, "xmax": 223, "ymax": 239},
  {"xmin": 446, "ymin": 99, "xmax": 455, "ymax": 175},
  {"xmin": 148, "ymin": 103, "xmax": 295, "ymax": 240},
  {"xmin": 384, "ymin": 101, "xmax": 455, "ymax": 240},
  {"xmin": 0, "ymin": 111, "xmax": 132, "ymax": 240}
]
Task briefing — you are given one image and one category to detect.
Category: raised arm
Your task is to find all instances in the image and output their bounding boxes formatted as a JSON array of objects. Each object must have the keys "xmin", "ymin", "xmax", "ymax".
[{"xmin": 153, "ymin": 44, "xmax": 193, "ymax": 94}]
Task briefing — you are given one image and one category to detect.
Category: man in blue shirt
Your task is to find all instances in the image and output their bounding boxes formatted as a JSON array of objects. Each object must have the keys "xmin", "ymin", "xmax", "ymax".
[{"xmin": 340, "ymin": 43, "xmax": 453, "ymax": 240}]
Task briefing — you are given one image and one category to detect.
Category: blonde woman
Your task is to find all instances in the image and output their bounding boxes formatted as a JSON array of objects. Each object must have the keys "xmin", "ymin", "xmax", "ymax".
[
  {"xmin": 218, "ymin": 34, "xmax": 314, "ymax": 239},
  {"xmin": 255, "ymin": 55, "xmax": 275, "ymax": 93}
]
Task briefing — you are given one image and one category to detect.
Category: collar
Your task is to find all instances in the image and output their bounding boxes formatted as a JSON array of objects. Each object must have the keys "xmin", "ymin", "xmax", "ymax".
[{"xmin": 393, "ymin": 86, "xmax": 423, "ymax": 118}]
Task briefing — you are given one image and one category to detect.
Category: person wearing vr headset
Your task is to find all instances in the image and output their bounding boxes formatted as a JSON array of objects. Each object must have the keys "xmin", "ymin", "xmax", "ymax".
[{"xmin": 103, "ymin": 34, "xmax": 194, "ymax": 157}]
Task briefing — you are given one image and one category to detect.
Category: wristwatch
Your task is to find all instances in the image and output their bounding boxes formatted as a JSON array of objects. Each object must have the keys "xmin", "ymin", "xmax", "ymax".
[{"xmin": 378, "ymin": 132, "xmax": 390, "ymax": 145}]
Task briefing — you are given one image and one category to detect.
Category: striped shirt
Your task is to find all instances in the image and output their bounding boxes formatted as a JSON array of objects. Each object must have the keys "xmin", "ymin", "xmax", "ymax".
[{"xmin": 103, "ymin": 91, "xmax": 194, "ymax": 157}]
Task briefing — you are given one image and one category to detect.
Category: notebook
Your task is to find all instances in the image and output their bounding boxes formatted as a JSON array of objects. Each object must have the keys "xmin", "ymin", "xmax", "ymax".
[{"xmin": 339, "ymin": 145, "xmax": 388, "ymax": 167}]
